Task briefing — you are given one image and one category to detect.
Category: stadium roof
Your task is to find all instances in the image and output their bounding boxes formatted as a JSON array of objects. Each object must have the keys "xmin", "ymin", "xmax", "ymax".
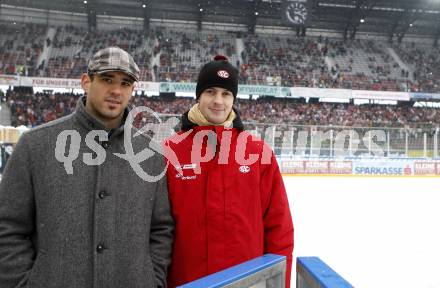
[{"xmin": 2, "ymin": 0, "xmax": 440, "ymax": 41}]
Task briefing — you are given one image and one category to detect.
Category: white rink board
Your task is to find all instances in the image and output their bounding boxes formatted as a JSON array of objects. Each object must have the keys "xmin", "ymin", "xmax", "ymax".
[{"xmin": 285, "ymin": 176, "xmax": 440, "ymax": 288}]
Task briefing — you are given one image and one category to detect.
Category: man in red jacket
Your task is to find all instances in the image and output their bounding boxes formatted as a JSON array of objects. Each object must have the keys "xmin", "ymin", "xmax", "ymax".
[{"xmin": 164, "ymin": 55, "xmax": 293, "ymax": 288}]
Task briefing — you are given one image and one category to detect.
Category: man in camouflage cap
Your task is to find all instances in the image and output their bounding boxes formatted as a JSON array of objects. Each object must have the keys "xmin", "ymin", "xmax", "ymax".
[{"xmin": 0, "ymin": 46, "xmax": 174, "ymax": 288}]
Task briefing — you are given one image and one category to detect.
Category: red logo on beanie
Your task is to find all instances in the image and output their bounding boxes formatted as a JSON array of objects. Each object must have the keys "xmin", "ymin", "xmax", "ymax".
[{"xmin": 217, "ymin": 70, "xmax": 229, "ymax": 78}]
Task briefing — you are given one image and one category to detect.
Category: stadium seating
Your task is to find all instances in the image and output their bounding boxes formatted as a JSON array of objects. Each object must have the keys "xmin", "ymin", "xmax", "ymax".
[{"xmin": 1, "ymin": 21, "xmax": 439, "ymax": 94}]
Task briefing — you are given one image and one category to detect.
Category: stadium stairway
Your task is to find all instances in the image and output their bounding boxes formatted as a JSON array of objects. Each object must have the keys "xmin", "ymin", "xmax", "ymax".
[
  {"xmin": 152, "ymin": 38, "xmax": 161, "ymax": 82},
  {"xmin": 235, "ymin": 36, "xmax": 244, "ymax": 65},
  {"xmin": 386, "ymin": 46, "xmax": 414, "ymax": 81},
  {"xmin": 318, "ymin": 42, "xmax": 336, "ymax": 71},
  {"xmin": 0, "ymin": 103, "xmax": 11, "ymax": 126},
  {"xmin": 37, "ymin": 27, "xmax": 57, "ymax": 70}
]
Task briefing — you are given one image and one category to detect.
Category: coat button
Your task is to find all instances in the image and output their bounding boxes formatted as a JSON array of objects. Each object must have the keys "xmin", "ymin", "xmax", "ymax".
[
  {"xmin": 102, "ymin": 141, "xmax": 111, "ymax": 149},
  {"xmin": 96, "ymin": 244, "xmax": 105, "ymax": 253},
  {"xmin": 98, "ymin": 191, "xmax": 106, "ymax": 199}
]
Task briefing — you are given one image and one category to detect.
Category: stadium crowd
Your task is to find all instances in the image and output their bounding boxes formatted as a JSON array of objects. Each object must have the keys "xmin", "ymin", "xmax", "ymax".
[
  {"xmin": 6, "ymin": 90, "xmax": 439, "ymax": 129},
  {"xmin": 7, "ymin": 91, "xmax": 79, "ymax": 127}
]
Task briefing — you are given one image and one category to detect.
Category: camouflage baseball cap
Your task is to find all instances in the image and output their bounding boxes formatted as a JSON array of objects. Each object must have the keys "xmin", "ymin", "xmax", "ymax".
[{"xmin": 87, "ymin": 47, "xmax": 140, "ymax": 81}]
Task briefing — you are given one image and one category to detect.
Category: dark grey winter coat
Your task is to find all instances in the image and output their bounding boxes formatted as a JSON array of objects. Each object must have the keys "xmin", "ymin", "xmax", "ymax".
[{"xmin": 0, "ymin": 97, "xmax": 174, "ymax": 288}]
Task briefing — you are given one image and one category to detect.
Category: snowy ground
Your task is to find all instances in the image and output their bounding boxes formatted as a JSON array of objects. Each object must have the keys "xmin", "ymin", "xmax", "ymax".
[{"xmin": 285, "ymin": 175, "xmax": 440, "ymax": 288}]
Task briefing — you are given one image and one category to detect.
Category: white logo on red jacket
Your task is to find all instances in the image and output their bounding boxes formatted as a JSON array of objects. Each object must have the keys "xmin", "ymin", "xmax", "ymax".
[
  {"xmin": 239, "ymin": 165, "xmax": 250, "ymax": 173},
  {"xmin": 175, "ymin": 164, "xmax": 198, "ymax": 180},
  {"xmin": 217, "ymin": 70, "xmax": 229, "ymax": 78},
  {"xmin": 176, "ymin": 163, "xmax": 197, "ymax": 170},
  {"xmin": 175, "ymin": 173, "xmax": 197, "ymax": 181}
]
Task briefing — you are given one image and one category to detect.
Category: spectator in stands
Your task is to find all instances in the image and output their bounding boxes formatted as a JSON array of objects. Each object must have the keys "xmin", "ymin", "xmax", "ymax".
[
  {"xmin": 0, "ymin": 47, "xmax": 174, "ymax": 288},
  {"xmin": 164, "ymin": 55, "xmax": 294, "ymax": 288}
]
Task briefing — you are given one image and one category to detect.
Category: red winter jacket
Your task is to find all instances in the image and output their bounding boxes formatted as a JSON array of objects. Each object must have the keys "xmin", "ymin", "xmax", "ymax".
[{"xmin": 164, "ymin": 112, "xmax": 293, "ymax": 287}]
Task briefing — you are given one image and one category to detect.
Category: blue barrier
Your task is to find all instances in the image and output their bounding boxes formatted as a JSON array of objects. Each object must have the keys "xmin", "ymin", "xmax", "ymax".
[
  {"xmin": 177, "ymin": 254, "xmax": 286, "ymax": 288},
  {"xmin": 297, "ymin": 257, "xmax": 353, "ymax": 288}
]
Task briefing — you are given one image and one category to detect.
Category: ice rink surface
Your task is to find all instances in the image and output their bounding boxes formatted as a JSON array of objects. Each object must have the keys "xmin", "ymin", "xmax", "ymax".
[{"xmin": 285, "ymin": 175, "xmax": 440, "ymax": 288}]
